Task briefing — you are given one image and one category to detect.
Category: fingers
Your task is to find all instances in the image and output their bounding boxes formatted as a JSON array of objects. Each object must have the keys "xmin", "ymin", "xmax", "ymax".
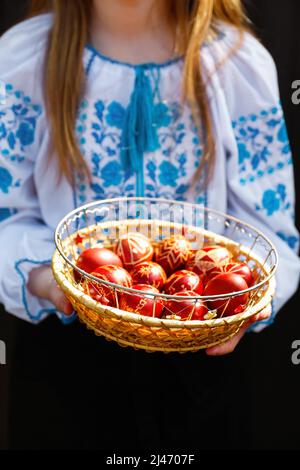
[
  {"xmin": 206, "ymin": 324, "xmax": 248, "ymax": 356},
  {"xmin": 253, "ymin": 306, "xmax": 272, "ymax": 322},
  {"xmin": 27, "ymin": 265, "xmax": 73, "ymax": 316},
  {"xmin": 48, "ymin": 283, "xmax": 73, "ymax": 316},
  {"xmin": 205, "ymin": 306, "xmax": 272, "ymax": 357}
]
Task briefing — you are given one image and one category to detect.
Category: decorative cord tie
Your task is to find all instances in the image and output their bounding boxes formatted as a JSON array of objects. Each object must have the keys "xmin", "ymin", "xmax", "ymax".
[{"xmin": 120, "ymin": 66, "xmax": 160, "ymax": 174}]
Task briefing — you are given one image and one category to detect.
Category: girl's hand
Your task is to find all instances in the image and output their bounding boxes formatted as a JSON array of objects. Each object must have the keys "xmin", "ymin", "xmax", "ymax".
[
  {"xmin": 205, "ymin": 306, "xmax": 272, "ymax": 356},
  {"xmin": 27, "ymin": 265, "xmax": 73, "ymax": 316}
]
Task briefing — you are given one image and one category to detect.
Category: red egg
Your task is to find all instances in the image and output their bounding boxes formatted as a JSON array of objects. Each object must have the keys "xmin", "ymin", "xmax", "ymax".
[
  {"xmin": 75, "ymin": 247, "xmax": 123, "ymax": 283},
  {"xmin": 86, "ymin": 265, "xmax": 133, "ymax": 306},
  {"xmin": 130, "ymin": 262, "xmax": 167, "ymax": 291},
  {"xmin": 205, "ymin": 262, "xmax": 254, "ymax": 286},
  {"xmin": 186, "ymin": 245, "xmax": 231, "ymax": 277},
  {"xmin": 83, "ymin": 280, "xmax": 111, "ymax": 306},
  {"xmin": 164, "ymin": 270, "xmax": 203, "ymax": 295},
  {"xmin": 203, "ymin": 272, "xmax": 249, "ymax": 317},
  {"xmin": 116, "ymin": 232, "xmax": 153, "ymax": 270},
  {"xmin": 76, "ymin": 247, "xmax": 123, "ymax": 274},
  {"xmin": 156, "ymin": 236, "xmax": 192, "ymax": 275},
  {"xmin": 164, "ymin": 291, "xmax": 207, "ymax": 321},
  {"xmin": 119, "ymin": 284, "xmax": 164, "ymax": 318}
]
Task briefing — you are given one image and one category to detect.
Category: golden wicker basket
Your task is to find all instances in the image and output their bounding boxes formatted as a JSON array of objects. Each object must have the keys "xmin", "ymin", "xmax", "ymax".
[{"xmin": 52, "ymin": 197, "xmax": 277, "ymax": 353}]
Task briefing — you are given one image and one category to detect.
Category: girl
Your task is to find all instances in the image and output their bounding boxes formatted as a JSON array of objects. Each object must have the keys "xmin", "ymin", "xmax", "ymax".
[{"xmin": 0, "ymin": 0, "xmax": 299, "ymax": 450}]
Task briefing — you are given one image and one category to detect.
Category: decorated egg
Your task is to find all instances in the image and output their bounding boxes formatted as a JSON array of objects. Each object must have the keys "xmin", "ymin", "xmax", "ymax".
[
  {"xmin": 203, "ymin": 272, "xmax": 249, "ymax": 317},
  {"xmin": 186, "ymin": 245, "xmax": 231, "ymax": 277},
  {"xmin": 164, "ymin": 291, "xmax": 207, "ymax": 321},
  {"xmin": 75, "ymin": 247, "xmax": 123, "ymax": 283},
  {"xmin": 164, "ymin": 270, "xmax": 203, "ymax": 295},
  {"xmin": 156, "ymin": 236, "xmax": 192, "ymax": 275},
  {"xmin": 119, "ymin": 284, "xmax": 164, "ymax": 318},
  {"xmin": 130, "ymin": 262, "xmax": 167, "ymax": 291},
  {"xmin": 83, "ymin": 281, "xmax": 111, "ymax": 306},
  {"xmin": 205, "ymin": 262, "xmax": 254, "ymax": 286},
  {"xmin": 76, "ymin": 247, "xmax": 123, "ymax": 272},
  {"xmin": 116, "ymin": 232, "xmax": 153, "ymax": 270},
  {"xmin": 86, "ymin": 265, "xmax": 133, "ymax": 306}
]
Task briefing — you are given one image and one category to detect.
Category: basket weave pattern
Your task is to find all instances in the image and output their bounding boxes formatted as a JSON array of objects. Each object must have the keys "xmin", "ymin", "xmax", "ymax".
[{"xmin": 52, "ymin": 198, "xmax": 277, "ymax": 353}]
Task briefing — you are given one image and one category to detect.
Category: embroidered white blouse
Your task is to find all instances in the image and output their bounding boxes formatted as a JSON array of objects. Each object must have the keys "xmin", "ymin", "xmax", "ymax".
[{"xmin": 0, "ymin": 14, "xmax": 299, "ymax": 329}]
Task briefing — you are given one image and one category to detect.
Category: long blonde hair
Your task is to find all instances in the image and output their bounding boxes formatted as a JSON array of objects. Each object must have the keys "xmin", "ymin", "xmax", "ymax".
[{"xmin": 28, "ymin": 0, "xmax": 249, "ymax": 184}]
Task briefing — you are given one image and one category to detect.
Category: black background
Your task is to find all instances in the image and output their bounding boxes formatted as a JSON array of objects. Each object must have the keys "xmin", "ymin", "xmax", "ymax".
[{"xmin": 0, "ymin": 0, "xmax": 299, "ymax": 450}]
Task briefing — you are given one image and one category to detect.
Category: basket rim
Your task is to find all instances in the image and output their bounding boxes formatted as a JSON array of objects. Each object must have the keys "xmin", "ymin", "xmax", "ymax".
[
  {"xmin": 54, "ymin": 197, "xmax": 278, "ymax": 301},
  {"xmin": 52, "ymin": 248, "xmax": 276, "ymax": 329}
]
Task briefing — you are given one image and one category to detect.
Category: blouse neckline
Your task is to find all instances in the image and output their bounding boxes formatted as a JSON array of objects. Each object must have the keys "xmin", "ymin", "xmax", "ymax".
[{"xmin": 85, "ymin": 44, "xmax": 183, "ymax": 70}]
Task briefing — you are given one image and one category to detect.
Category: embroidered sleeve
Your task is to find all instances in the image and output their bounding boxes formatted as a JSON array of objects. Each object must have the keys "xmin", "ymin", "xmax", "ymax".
[
  {"xmin": 223, "ymin": 30, "xmax": 300, "ymax": 330},
  {"xmin": 0, "ymin": 83, "xmax": 74, "ymax": 324},
  {"xmin": 0, "ymin": 15, "xmax": 76, "ymax": 323}
]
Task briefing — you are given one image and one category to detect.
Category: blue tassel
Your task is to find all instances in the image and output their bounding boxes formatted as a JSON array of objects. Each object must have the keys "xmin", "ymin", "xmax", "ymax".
[{"xmin": 121, "ymin": 66, "xmax": 160, "ymax": 174}]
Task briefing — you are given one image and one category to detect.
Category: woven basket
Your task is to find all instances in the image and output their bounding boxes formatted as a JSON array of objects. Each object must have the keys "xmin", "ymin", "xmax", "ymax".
[{"xmin": 52, "ymin": 197, "xmax": 277, "ymax": 353}]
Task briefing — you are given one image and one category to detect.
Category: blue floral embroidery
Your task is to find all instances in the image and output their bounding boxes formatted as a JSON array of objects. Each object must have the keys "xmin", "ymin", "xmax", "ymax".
[
  {"xmin": 0, "ymin": 83, "xmax": 42, "ymax": 168},
  {"xmin": 146, "ymin": 161, "xmax": 156, "ymax": 182},
  {"xmin": 0, "ymin": 207, "xmax": 17, "ymax": 222},
  {"xmin": 0, "ymin": 123, "xmax": 6, "ymax": 139},
  {"xmin": 95, "ymin": 100, "xmax": 104, "ymax": 122},
  {"xmin": 106, "ymin": 101, "xmax": 126, "ymax": 129},
  {"xmin": 0, "ymin": 167, "xmax": 13, "ymax": 193},
  {"xmin": 276, "ymin": 231, "xmax": 299, "ymax": 250},
  {"xmin": 0, "ymin": 167, "xmax": 20, "ymax": 194},
  {"xmin": 75, "ymin": 100, "xmax": 125, "ymax": 202},
  {"xmin": 176, "ymin": 184, "xmax": 189, "ymax": 195},
  {"xmin": 262, "ymin": 189, "xmax": 281, "ymax": 216},
  {"xmin": 238, "ymin": 142, "xmax": 251, "ymax": 165},
  {"xmin": 255, "ymin": 184, "xmax": 291, "ymax": 216},
  {"xmin": 101, "ymin": 161, "xmax": 123, "ymax": 187},
  {"xmin": 91, "ymin": 101, "xmax": 122, "ymax": 153},
  {"xmin": 153, "ymin": 103, "xmax": 172, "ymax": 128},
  {"xmin": 277, "ymin": 122, "xmax": 288, "ymax": 143},
  {"xmin": 159, "ymin": 161, "xmax": 179, "ymax": 187},
  {"xmin": 143, "ymin": 106, "xmax": 205, "ymax": 201},
  {"xmin": 75, "ymin": 97, "xmax": 206, "ymax": 203},
  {"xmin": 90, "ymin": 182, "xmax": 105, "ymax": 197},
  {"xmin": 233, "ymin": 105, "xmax": 292, "ymax": 185},
  {"xmin": 90, "ymin": 152, "xmax": 102, "ymax": 178},
  {"xmin": 177, "ymin": 153, "xmax": 187, "ymax": 177},
  {"xmin": 16, "ymin": 121, "xmax": 35, "ymax": 146}
]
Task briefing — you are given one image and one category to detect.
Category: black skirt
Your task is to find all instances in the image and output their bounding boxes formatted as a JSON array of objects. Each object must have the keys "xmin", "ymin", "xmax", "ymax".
[{"xmin": 1, "ymin": 312, "xmax": 251, "ymax": 450}]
